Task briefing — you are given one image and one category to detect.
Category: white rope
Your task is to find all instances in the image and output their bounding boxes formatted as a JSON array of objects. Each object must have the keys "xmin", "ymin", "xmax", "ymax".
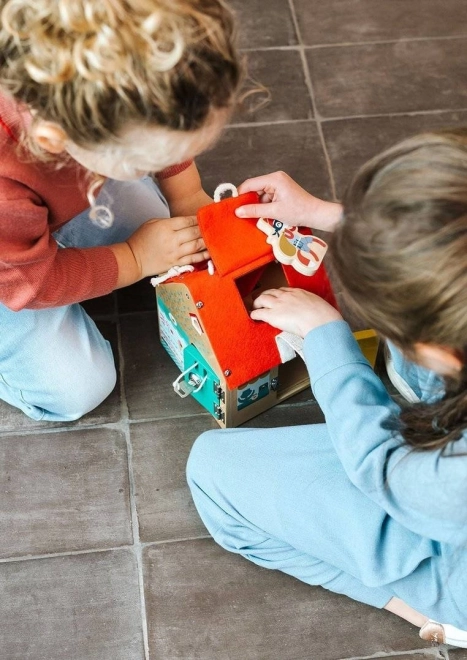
[
  {"xmin": 213, "ymin": 182, "xmax": 238, "ymax": 202},
  {"xmin": 150, "ymin": 264, "xmax": 195, "ymax": 287}
]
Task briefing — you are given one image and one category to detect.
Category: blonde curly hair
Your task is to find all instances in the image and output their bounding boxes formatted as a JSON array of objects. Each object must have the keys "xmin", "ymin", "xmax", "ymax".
[{"xmin": 0, "ymin": 0, "xmax": 242, "ymax": 148}]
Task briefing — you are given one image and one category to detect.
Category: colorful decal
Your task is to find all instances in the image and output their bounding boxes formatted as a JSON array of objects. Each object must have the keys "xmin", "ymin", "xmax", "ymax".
[
  {"xmin": 257, "ymin": 218, "xmax": 328, "ymax": 276},
  {"xmin": 237, "ymin": 373, "xmax": 270, "ymax": 410},
  {"xmin": 157, "ymin": 297, "xmax": 189, "ymax": 371}
]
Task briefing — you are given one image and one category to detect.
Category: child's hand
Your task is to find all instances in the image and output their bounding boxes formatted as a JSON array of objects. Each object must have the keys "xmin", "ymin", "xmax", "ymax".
[
  {"xmin": 235, "ymin": 171, "xmax": 342, "ymax": 232},
  {"xmin": 127, "ymin": 216, "xmax": 208, "ymax": 278},
  {"xmin": 251, "ymin": 287, "xmax": 343, "ymax": 338}
]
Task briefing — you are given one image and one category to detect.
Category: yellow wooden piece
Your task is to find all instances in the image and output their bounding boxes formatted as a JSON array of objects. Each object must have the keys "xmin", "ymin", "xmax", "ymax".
[{"xmin": 353, "ymin": 329, "xmax": 379, "ymax": 367}]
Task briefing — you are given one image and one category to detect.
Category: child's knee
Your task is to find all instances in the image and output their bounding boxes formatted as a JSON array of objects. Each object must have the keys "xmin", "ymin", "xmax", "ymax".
[
  {"xmin": 48, "ymin": 349, "xmax": 117, "ymax": 420},
  {"xmin": 73, "ymin": 359, "xmax": 117, "ymax": 417},
  {"xmin": 187, "ymin": 430, "xmax": 223, "ymax": 485}
]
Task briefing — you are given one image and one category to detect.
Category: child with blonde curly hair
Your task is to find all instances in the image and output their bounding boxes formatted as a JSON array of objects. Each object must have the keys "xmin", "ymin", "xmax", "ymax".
[{"xmin": 0, "ymin": 0, "xmax": 241, "ymax": 421}]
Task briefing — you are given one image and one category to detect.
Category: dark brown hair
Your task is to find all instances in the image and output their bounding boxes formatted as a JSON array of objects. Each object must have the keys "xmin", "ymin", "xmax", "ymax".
[{"xmin": 331, "ymin": 129, "xmax": 467, "ymax": 451}]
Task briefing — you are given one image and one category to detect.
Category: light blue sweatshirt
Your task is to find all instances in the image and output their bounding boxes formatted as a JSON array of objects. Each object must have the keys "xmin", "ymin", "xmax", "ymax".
[{"xmin": 305, "ymin": 320, "xmax": 467, "ymax": 550}]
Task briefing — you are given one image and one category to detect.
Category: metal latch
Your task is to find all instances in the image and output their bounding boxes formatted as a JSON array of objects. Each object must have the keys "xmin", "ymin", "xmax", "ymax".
[{"xmin": 173, "ymin": 362, "xmax": 208, "ymax": 398}]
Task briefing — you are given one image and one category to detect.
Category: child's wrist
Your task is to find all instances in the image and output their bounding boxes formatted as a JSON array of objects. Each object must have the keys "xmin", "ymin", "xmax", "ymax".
[
  {"xmin": 299, "ymin": 311, "xmax": 344, "ymax": 338},
  {"xmin": 109, "ymin": 242, "xmax": 142, "ymax": 288},
  {"xmin": 307, "ymin": 200, "xmax": 342, "ymax": 232}
]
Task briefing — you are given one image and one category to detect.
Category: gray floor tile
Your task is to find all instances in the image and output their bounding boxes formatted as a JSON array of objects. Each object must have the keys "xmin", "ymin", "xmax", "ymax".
[
  {"xmin": 450, "ymin": 650, "xmax": 467, "ymax": 659},
  {"xmin": 131, "ymin": 417, "xmax": 218, "ymax": 543},
  {"xmin": 363, "ymin": 655, "xmax": 445, "ymax": 660},
  {"xmin": 306, "ymin": 39, "xmax": 467, "ymax": 118},
  {"xmin": 81, "ymin": 291, "xmax": 116, "ymax": 317},
  {"xmin": 0, "ymin": 428, "xmax": 132, "ymax": 558},
  {"xmin": 121, "ymin": 313, "xmax": 206, "ymax": 420},
  {"xmin": 229, "ymin": 0, "xmax": 297, "ymax": 49},
  {"xmin": 234, "ymin": 49, "xmax": 313, "ymax": 124},
  {"xmin": 0, "ymin": 550, "xmax": 144, "ymax": 660},
  {"xmin": 197, "ymin": 122, "xmax": 333, "ymax": 200},
  {"xmin": 245, "ymin": 398, "xmax": 324, "ymax": 427},
  {"xmin": 116, "ymin": 278, "xmax": 157, "ymax": 314},
  {"xmin": 143, "ymin": 539, "xmax": 430, "ymax": 660},
  {"xmin": 294, "ymin": 0, "xmax": 467, "ymax": 45},
  {"xmin": 322, "ymin": 111, "xmax": 467, "ymax": 197}
]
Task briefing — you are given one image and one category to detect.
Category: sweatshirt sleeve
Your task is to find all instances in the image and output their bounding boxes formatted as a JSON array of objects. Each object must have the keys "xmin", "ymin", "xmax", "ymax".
[
  {"xmin": 155, "ymin": 160, "xmax": 192, "ymax": 180},
  {"xmin": 304, "ymin": 320, "xmax": 467, "ymax": 545},
  {"xmin": 0, "ymin": 177, "xmax": 118, "ymax": 310}
]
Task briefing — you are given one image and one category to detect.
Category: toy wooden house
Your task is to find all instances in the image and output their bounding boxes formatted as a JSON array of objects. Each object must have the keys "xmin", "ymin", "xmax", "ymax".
[{"xmin": 154, "ymin": 185, "xmax": 378, "ymax": 427}]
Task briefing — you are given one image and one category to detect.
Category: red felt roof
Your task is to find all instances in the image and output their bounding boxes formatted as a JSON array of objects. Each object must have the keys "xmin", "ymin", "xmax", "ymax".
[{"xmin": 197, "ymin": 192, "xmax": 271, "ymax": 276}]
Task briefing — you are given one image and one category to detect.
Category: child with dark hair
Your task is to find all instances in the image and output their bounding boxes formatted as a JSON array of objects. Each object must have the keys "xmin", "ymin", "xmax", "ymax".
[{"xmin": 188, "ymin": 131, "xmax": 467, "ymax": 647}]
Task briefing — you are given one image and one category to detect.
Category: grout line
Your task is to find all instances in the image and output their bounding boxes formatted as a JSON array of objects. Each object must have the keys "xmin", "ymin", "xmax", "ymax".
[
  {"xmin": 287, "ymin": 0, "xmax": 337, "ymax": 199},
  {"xmin": 0, "ymin": 419, "xmax": 128, "ymax": 438},
  {"xmin": 0, "ymin": 535, "xmax": 212, "ymax": 565},
  {"xmin": 305, "ymin": 34, "xmax": 467, "ymax": 49},
  {"xmin": 318, "ymin": 108, "xmax": 467, "ymax": 122},
  {"xmin": 0, "ymin": 399, "xmax": 321, "ymax": 439},
  {"xmin": 117, "ymin": 319, "xmax": 151, "ymax": 660},
  {"xmin": 141, "ymin": 535, "xmax": 211, "ymax": 548},
  {"xmin": 338, "ymin": 646, "xmax": 449, "ymax": 659},
  {"xmin": 240, "ymin": 33, "xmax": 467, "ymax": 52},
  {"xmin": 224, "ymin": 107, "xmax": 467, "ymax": 130},
  {"xmin": 0, "ymin": 545, "xmax": 133, "ymax": 564},
  {"xmin": 228, "ymin": 117, "xmax": 315, "ymax": 128},
  {"xmin": 125, "ymin": 399, "xmax": 319, "ymax": 426}
]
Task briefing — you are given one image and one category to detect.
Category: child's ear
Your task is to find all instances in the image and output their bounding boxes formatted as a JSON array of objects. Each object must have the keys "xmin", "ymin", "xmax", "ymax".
[
  {"xmin": 31, "ymin": 121, "xmax": 68, "ymax": 154},
  {"xmin": 413, "ymin": 342, "xmax": 463, "ymax": 377}
]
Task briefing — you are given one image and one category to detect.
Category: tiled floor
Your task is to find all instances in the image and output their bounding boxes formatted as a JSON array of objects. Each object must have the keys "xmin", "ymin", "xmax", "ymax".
[{"xmin": 1, "ymin": 1, "xmax": 466, "ymax": 659}]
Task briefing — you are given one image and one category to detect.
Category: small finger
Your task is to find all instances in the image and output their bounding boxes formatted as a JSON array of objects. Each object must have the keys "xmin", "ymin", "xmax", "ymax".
[
  {"xmin": 180, "ymin": 236, "xmax": 206, "ymax": 255},
  {"xmin": 251, "ymin": 291, "xmax": 279, "ymax": 309},
  {"xmin": 237, "ymin": 173, "xmax": 280, "ymax": 195},
  {"xmin": 177, "ymin": 225, "xmax": 204, "ymax": 245},
  {"xmin": 235, "ymin": 203, "xmax": 272, "ymax": 219},
  {"xmin": 178, "ymin": 249, "xmax": 210, "ymax": 266},
  {"xmin": 259, "ymin": 288, "xmax": 282, "ymax": 297},
  {"xmin": 173, "ymin": 215, "xmax": 198, "ymax": 230},
  {"xmin": 250, "ymin": 308, "xmax": 271, "ymax": 323}
]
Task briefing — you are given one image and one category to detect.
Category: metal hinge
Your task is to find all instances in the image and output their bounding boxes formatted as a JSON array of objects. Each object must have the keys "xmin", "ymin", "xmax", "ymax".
[
  {"xmin": 213, "ymin": 383, "xmax": 225, "ymax": 402},
  {"xmin": 213, "ymin": 404, "xmax": 225, "ymax": 422}
]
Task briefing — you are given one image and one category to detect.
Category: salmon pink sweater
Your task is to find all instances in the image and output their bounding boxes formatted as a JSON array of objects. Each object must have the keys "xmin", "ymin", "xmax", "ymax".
[{"xmin": 0, "ymin": 93, "xmax": 190, "ymax": 311}]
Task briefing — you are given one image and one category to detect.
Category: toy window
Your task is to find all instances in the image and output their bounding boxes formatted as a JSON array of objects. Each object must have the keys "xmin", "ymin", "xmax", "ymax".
[{"xmin": 236, "ymin": 261, "xmax": 288, "ymax": 314}]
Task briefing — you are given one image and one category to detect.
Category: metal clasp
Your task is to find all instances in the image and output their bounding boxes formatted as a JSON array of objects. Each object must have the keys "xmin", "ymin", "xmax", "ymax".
[{"xmin": 173, "ymin": 362, "xmax": 208, "ymax": 398}]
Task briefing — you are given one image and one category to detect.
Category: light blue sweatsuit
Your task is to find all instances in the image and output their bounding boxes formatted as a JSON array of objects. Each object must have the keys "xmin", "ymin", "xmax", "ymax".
[{"xmin": 187, "ymin": 321, "xmax": 467, "ymax": 627}]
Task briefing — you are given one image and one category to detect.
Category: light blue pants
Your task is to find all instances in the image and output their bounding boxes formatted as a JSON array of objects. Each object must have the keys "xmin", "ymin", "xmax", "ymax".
[
  {"xmin": 187, "ymin": 350, "xmax": 466, "ymax": 627},
  {"xmin": 0, "ymin": 177, "xmax": 169, "ymax": 421}
]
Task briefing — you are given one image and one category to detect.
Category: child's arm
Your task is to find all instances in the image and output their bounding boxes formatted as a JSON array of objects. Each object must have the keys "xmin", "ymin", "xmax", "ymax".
[
  {"xmin": 109, "ymin": 162, "xmax": 212, "ymax": 288},
  {"xmin": 252, "ymin": 288, "xmax": 467, "ymax": 546},
  {"xmin": 0, "ymin": 164, "xmax": 208, "ymax": 308},
  {"xmin": 109, "ymin": 214, "xmax": 209, "ymax": 288},
  {"xmin": 235, "ymin": 171, "xmax": 342, "ymax": 232},
  {"xmin": 158, "ymin": 162, "xmax": 212, "ymax": 217}
]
